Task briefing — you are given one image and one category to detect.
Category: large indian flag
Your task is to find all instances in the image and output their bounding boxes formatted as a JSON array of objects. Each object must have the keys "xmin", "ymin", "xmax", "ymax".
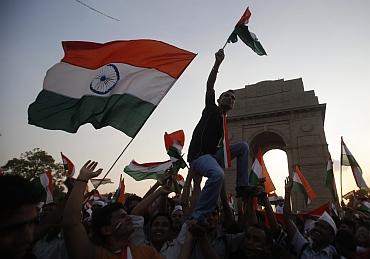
[{"xmin": 28, "ymin": 40, "xmax": 196, "ymax": 137}]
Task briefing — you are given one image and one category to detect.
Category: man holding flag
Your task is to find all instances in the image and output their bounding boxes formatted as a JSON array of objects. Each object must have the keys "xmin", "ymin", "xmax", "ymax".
[{"xmin": 187, "ymin": 49, "xmax": 253, "ymax": 225}]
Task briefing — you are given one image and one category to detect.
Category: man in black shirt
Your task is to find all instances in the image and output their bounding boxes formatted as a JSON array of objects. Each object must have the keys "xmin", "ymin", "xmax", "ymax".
[{"xmin": 188, "ymin": 49, "xmax": 251, "ymax": 224}]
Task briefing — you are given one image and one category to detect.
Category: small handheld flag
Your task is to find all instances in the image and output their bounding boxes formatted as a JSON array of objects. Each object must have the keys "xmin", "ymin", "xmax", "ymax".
[
  {"xmin": 61, "ymin": 152, "xmax": 75, "ymax": 178},
  {"xmin": 292, "ymin": 165, "xmax": 317, "ymax": 205},
  {"xmin": 164, "ymin": 130, "xmax": 187, "ymax": 170},
  {"xmin": 225, "ymin": 7, "xmax": 267, "ymax": 56}
]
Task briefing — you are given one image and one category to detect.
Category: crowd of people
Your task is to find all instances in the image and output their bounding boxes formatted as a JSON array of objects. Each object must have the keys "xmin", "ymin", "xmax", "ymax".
[{"xmin": 1, "ymin": 50, "xmax": 369, "ymax": 259}]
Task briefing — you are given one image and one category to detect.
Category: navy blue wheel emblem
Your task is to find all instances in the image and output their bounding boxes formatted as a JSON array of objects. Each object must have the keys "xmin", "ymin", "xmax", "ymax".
[{"xmin": 90, "ymin": 64, "xmax": 120, "ymax": 94}]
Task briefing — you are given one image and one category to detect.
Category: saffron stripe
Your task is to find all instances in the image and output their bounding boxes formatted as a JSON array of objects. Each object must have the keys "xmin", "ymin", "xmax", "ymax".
[{"xmin": 61, "ymin": 40, "xmax": 197, "ymax": 78}]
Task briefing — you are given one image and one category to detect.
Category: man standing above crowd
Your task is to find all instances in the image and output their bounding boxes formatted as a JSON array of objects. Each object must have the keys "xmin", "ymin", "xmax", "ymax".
[{"xmin": 187, "ymin": 49, "xmax": 253, "ymax": 225}]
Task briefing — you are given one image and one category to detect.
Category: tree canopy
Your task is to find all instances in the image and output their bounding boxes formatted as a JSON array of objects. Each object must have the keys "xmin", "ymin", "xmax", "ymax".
[{"xmin": 2, "ymin": 148, "xmax": 66, "ymax": 197}]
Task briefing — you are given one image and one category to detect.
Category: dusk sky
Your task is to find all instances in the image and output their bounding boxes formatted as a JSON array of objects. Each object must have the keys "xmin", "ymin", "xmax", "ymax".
[{"xmin": 1, "ymin": 0, "xmax": 369, "ymax": 197}]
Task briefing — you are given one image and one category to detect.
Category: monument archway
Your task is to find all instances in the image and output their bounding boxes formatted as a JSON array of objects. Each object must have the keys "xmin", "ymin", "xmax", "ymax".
[{"xmin": 225, "ymin": 78, "xmax": 332, "ymax": 211}]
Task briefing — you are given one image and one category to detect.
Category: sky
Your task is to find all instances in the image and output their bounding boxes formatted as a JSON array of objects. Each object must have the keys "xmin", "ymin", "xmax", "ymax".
[{"xmin": 1, "ymin": 0, "xmax": 369, "ymax": 198}]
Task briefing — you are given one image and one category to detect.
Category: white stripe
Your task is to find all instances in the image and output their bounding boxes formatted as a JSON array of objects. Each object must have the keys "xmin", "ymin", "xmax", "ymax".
[
  {"xmin": 127, "ymin": 161, "xmax": 172, "ymax": 173},
  {"xmin": 293, "ymin": 172, "xmax": 303, "ymax": 185},
  {"xmin": 44, "ymin": 62, "xmax": 176, "ymax": 105},
  {"xmin": 251, "ymin": 159, "xmax": 262, "ymax": 178}
]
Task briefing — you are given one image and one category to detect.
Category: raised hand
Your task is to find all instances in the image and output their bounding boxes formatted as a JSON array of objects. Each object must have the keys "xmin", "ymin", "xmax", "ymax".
[
  {"xmin": 78, "ymin": 160, "xmax": 103, "ymax": 181},
  {"xmin": 215, "ymin": 49, "xmax": 225, "ymax": 64},
  {"xmin": 284, "ymin": 176, "xmax": 293, "ymax": 194}
]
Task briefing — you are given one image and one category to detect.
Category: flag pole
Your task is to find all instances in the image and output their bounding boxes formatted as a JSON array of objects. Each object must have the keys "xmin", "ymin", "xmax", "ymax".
[
  {"xmin": 222, "ymin": 41, "xmax": 228, "ymax": 50},
  {"xmin": 94, "ymin": 138, "xmax": 134, "ymax": 189},
  {"xmin": 340, "ymin": 136, "xmax": 343, "ymax": 202}
]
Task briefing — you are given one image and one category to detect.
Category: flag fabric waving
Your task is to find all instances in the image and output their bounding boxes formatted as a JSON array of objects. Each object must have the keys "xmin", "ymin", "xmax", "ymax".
[
  {"xmin": 39, "ymin": 170, "xmax": 54, "ymax": 204},
  {"xmin": 28, "ymin": 40, "xmax": 196, "ymax": 137},
  {"xmin": 227, "ymin": 7, "xmax": 267, "ymax": 56},
  {"xmin": 90, "ymin": 178, "xmax": 113, "ymax": 189},
  {"xmin": 325, "ymin": 159, "xmax": 339, "ymax": 202},
  {"xmin": 113, "ymin": 175, "xmax": 126, "ymax": 204},
  {"xmin": 341, "ymin": 137, "xmax": 369, "ymax": 190},
  {"xmin": 249, "ymin": 149, "xmax": 276, "ymax": 193},
  {"xmin": 237, "ymin": 6, "xmax": 252, "ymax": 25},
  {"xmin": 292, "ymin": 165, "xmax": 317, "ymax": 205},
  {"xmin": 124, "ymin": 160, "xmax": 172, "ymax": 181},
  {"xmin": 61, "ymin": 152, "xmax": 75, "ymax": 178},
  {"xmin": 164, "ymin": 130, "xmax": 187, "ymax": 170},
  {"xmin": 176, "ymin": 174, "xmax": 185, "ymax": 187}
]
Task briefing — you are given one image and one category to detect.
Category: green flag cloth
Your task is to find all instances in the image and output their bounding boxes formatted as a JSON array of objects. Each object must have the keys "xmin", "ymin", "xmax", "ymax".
[
  {"xmin": 325, "ymin": 159, "xmax": 339, "ymax": 202},
  {"xmin": 227, "ymin": 25, "xmax": 267, "ymax": 56}
]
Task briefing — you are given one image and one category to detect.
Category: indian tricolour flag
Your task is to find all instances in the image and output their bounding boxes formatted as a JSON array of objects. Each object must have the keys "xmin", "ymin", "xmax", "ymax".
[
  {"xmin": 325, "ymin": 159, "xmax": 339, "ymax": 202},
  {"xmin": 164, "ymin": 130, "xmax": 187, "ymax": 170},
  {"xmin": 249, "ymin": 149, "xmax": 276, "ymax": 193},
  {"xmin": 28, "ymin": 40, "xmax": 196, "ymax": 137},
  {"xmin": 39, "ymin": 170, "xmax": 54, "ymax": 204},
  {"xmin": 61, "ymin": 152, "xmax": 75, "ymax": 178},
  {"xmin": 124, "ymin": 160, "xmax": 172, "ymax": 181},
  {"xmin": 292, "ymin": 165, "xmax": 317, "ymax": 205},
  {"xmin": 341, "ymin": 137, "xmax": 369, "ymax": 190}
]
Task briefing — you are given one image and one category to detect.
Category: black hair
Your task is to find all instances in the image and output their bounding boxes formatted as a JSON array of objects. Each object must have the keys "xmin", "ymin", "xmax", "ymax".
[
  {"xmin": 91, "ymin": 202, "xmax": 125, "ymax": 241},
  {"xmin": 123, "ymin": 194, "xmax": 142, "ymax": 214},
  {"xmin": 0, "ymin": 175, "xmax": 43, "ymax": 219},
  {"xmin": 218, "ymin": 89, "xmax": 236, "ymax": 102},
  {"xmin": 335, "ymin": 229, "xmax": 357, "ymax": 254},
  {"xmin": 149, "ymin": 213, "xmax": 172, "ymax": 229}
]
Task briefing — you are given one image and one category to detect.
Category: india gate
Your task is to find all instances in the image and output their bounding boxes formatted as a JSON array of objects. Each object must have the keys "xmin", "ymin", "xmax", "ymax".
[{"xmin": 224, "ymin": 78, "xmax": 332, "ymax": 212}]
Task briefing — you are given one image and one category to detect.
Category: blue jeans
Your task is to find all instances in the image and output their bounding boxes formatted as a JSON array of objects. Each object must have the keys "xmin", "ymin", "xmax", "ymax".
[{"xmin": 190, "ymin": 142, "xmax": 249, "ymax": 220}]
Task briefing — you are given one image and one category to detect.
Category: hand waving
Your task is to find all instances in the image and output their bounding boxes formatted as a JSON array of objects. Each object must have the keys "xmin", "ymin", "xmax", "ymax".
[
  {"xmin": 78, "ymin": 160, "xmax": 103, "ymax": 181},
  {"xmin": 284, "ymin": 177, "xmax": 293, "ymax": 194}
]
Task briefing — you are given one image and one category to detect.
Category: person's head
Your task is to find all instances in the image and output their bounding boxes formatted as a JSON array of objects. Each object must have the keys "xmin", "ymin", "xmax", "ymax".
[
  {"xmin": 309, "ymin": 219, "xmax": 336, "ymax": 249},
  {"xmin": 355, "ymin": 221, "xmax": 370, "ymax": 247},
  {"xmin": 335, "ymin": 229, "xmax": 357, "ymax": 258},
  {"xmin": 243, "ymin": 224, "xmax": 273, "ymax": 257},
  {"xmin": 0, "ymin": 175, "xmax": 43, "ymax": 259},
  {"xmin": 217, "ymin": 89, "xmax": 236, "ymax": 112},
  {"xmin": 149, "ymin": 213, "xmax": 172, "ymax": 245},
  {"xmin": 123, "ymin": 194, "xmax": 142, "ymax": 214},
  {"xmin": 339, "ymin": 216, "xmax": 356, "ymax": 234},
  {"xmin": 171, "ymin": 205, "xmax": 183, "ymax": 229},
  {"xmin": 91, "ymin": 202, "xmax": 133, "ymax": 245}
]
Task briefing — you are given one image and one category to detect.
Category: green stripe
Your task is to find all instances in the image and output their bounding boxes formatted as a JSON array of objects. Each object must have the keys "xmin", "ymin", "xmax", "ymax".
[
  {"xmin": 124, "ymin": 167, "xmax": 161, "ymax": 181},
  {"xmin": 28, "ymin": 90, "xmax": 156, "ymax": 137},
  {"xmin": 341, "ymin": 154, "xmax": 360, "ymax": 167},
  {"xmin": 249, "ymin": 171, "xmax": 259, "ymax": 186},
  {"xmin": 292, "ymin": 182, "xmax": 308, "ymax": 204},
  {"xmin": 325, "ymin": 169, "xmax": 338, "ymax": 202}
]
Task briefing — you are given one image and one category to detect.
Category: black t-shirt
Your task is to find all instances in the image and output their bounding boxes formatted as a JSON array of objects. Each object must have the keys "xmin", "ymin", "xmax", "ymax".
[{"xmin": 187, "ymin": 88, "xmax": 223, "ymax": 162}]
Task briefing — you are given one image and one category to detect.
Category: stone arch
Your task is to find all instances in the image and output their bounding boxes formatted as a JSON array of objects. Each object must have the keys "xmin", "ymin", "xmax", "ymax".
[{"xmin": 225, "ymin": 78, "xmax": 332, "ymax": 211}]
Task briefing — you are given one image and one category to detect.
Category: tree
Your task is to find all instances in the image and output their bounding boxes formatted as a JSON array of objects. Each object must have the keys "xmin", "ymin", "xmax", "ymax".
[{"xmin": 2, "ymin": 148, "xmax": 66, "ymax": 199}]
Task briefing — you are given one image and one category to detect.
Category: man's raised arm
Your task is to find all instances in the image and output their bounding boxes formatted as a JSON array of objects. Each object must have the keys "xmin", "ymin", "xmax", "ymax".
[
  {"xmin": 206, "ymin": 49, "xmax": 225, "ymax": 92},
  {"xmin": 62, "ymin": 160, "xmax": 103, "ymax": 259}
]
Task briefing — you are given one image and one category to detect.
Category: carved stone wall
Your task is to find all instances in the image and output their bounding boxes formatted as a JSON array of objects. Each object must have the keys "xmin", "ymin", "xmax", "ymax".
[{"xmin": 225, "ymin": 78, "xmax": 331, "ymax": 211}]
